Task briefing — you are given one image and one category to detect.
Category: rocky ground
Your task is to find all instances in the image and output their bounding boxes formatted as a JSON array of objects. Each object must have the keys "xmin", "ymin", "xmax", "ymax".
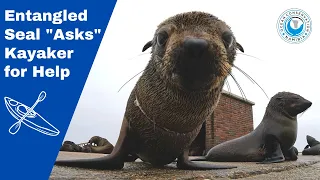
[{"xmin": 50, "ymin": 152, "xmax": 320, "ymax": 179}]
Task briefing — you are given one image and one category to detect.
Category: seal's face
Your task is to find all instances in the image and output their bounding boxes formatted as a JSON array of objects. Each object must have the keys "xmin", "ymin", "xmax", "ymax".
[
  {"xmin": 142, "ymin": 11, "xmax": 244, "ymax": 92},
  {"xmin": 271, "ymin": 92, "xmax": 312, "ymax": 118}
]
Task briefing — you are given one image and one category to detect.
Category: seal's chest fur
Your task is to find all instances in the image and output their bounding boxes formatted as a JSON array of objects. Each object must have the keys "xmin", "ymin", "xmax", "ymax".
[
  {"xmin": 278, "ymin": 125, "xmax": 297, "ymax": 149},
  {"xmin": 123, "ymin": 68, "xmax": 223, "ymax": 165},
  {"xmin": 132, "ymin": 114, "xmax": 202, "ymax": 165},
  {"xmin": 125, "ymin": 88, "xmax": 211, "ymax": 165}
]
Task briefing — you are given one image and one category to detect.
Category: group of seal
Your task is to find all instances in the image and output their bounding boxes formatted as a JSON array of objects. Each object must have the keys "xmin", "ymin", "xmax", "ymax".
[
  {"xmin": 191, "ymin": 92, "xmax": 312, "ymax": 163},
  {"xmin": 60, "ymin": 136, "xmax": 114, "ymax": 154},
  {"xmin": 55, "ymin": 11, "xmax": 245, "ymax": 170},
  {"xmin": 55, "ymin": 11, "xmax": 315, "ymax": 171},
  {"xmin": 302, "ymin": 135, "xmax": 320, "ymax": 155}
]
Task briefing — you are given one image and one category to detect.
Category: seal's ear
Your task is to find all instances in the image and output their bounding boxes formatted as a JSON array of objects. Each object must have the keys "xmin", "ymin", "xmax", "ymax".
[
  {"xmin": 236, "ymin": 42, "xmax": 244, "ymax": 53},
  {"xmin": 142, "ymin": 40, "xmax": 153, "ymax": 52}
]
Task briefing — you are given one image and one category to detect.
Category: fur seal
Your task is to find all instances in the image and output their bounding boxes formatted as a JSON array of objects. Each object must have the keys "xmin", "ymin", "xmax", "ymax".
[
  {"xmin": 55, "ymin": 11, "xmax": 244, "ymax": 170},
  {"xmin": 192, "ymin": 92, "xmax": 312, "ymax": 163},
  {"xmin": 60, "ymin": 141, "xmax": 82, "ymax": 152},
  {"xmin": 86, "ymin": 136, "xmax": 114, "ymax": 154},
  {"xmin": 302, "ymin": 135, "xmax": 320, "ymax": 155}
]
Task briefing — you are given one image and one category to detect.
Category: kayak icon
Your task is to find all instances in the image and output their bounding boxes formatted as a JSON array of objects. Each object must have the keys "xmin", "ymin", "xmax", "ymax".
[{"xmin": 4, "ymin": 91, "xmax": 60, "ymax": 136}]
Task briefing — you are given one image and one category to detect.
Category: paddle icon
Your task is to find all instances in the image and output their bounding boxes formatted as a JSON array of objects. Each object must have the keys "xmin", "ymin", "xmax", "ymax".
[{"xmin": 8, "ymin": 91, "xmax": 47, "ymax": 135}]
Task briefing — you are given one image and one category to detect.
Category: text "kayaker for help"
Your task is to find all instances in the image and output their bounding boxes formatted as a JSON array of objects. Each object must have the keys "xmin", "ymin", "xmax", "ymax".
[{"xmin": 4, "ymin": 65, "xmax": 70, "ymax": 80}]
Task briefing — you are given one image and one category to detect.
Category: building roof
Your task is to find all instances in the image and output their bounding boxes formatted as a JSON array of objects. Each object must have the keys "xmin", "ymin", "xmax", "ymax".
[{"xmin": 221, "ymin": 90, "xmax": 255, "ymax": 106}]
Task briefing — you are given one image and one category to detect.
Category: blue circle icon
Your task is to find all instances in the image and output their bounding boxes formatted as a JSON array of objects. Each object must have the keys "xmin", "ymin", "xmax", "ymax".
[{"xmin": 277, "ymin": 8, "xmax": 312, "ymax": 44}]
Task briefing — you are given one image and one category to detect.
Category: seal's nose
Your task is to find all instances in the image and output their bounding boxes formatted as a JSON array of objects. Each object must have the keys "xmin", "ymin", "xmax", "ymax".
[
  {"xmin": 183, "ymin": 38, "xmax": 208, "ymax": 57},
  {"xmin": 300, "ymin": 100, "xmax": 312, "ymax": 112},
  {"xmin": 305, "ymin": 100, "xmax": 312, "ymax": 108},
  {"xmin": 307, "ymin": 101, "xmax": 312, "ymax": 107}
]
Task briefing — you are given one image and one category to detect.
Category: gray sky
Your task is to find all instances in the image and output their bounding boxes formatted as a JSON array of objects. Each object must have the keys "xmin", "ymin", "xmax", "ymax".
[{"xmin": 64, "ymin": 0, "xmax": 320, "ymax": 152}]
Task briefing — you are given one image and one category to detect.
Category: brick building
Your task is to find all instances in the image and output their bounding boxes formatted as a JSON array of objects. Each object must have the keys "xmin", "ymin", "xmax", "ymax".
[{"xmin": 189, "ymin": 90, "xmax": 255, "ymax": 155}]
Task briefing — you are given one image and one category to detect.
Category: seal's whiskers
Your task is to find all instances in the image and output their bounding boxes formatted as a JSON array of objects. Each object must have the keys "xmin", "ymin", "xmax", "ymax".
[
  {"xmin": 118, "ymin": 69, "xmax": 145, "ymax": 92},
  {"xmin": 233, "ymin": 65, "xmax": 269, "ymax": 99},
  {"xmin": 236, "ymin": 53, "xmax": 262, "ymax": 61},
  {"xmin": 220, "ymin": 59, "xmax": 269, "ymax": 99}
]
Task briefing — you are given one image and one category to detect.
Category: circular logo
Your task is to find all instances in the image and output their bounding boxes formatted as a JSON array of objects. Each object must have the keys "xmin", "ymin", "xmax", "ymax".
[{"xmin": 277, "ymin": 8, "xmax": 312, "ymax": 44}]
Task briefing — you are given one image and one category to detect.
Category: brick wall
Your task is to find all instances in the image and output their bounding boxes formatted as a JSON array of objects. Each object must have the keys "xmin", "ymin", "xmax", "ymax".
[
  {"xmin": 189, "ymin": 91, "xmax": 254, "ymax": 155},
  {"xmin": 205, "ymin": 91, "xmax": 254, "ymax": 152}
]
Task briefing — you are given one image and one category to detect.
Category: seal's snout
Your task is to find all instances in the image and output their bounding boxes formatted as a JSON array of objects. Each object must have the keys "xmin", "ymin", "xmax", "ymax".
[
  {"xmin": 183, "ymin": 38, "xmax": 209, "ymax": 57},
  {"xmin": 306, "ymin": 101, "xmax": 312, "ymax": 108},
  {"xmin": 170, "ymin": 37, "xmax": 216, "ymax": 91},
  {"xmin": 301, "ymin": 99, "xmax": 312, "ymax": 110},
  {"xmin": 291, "ymin": 98, "xmax": 312, "ymax": 116}
]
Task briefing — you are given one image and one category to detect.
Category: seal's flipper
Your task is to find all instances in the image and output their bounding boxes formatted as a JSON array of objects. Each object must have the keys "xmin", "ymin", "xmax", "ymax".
[
  {"xmin": 176, "ymin": 150, "xmax": 237, "ymax": 170},
  {"xmin": 283, "ymin": 146, "xmax": 298, "ymax": 161},
  {"xmin": 54, "ymin": 155, "xmax": 125, "ymax": 170},
  {"xmin": 292, "ymin": 146, "xmax": 299, "ymax": 155},
  {"xmin": 90, "ymin": 145, "xmax": 114, "ymax": 154},
  {"xmin": 188, "ymin": 156, "xmax": 207, "ymax": 161},
  {"xmin": 304, "ymin": 145, "xmax": 310, "ymax": 149},
  {"xmin": 257, "ymin": 135, "xmax": 285, "ymax": 164},
  {"xmin": 55, "ymin": 118, "xmax": 133, "ymax": 170}
]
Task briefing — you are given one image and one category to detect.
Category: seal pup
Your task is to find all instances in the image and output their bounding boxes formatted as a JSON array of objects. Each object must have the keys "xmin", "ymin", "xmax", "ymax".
[
  {"xmin": 55, "ymin": 11, "xmax": 244, "ymax": 170},
  {"xmin": 192, "ymin": 92, "xmax": 312, "ymax": 163},
  {"xmin": 302, "ymin": 135, "xmax": 320, "ymax": 155}
]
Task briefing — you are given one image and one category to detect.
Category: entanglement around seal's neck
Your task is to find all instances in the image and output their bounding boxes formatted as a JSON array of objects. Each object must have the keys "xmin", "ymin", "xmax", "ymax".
[{"xmin": 132, "ymin": 11, "xmax": 244, "ymax": 133}]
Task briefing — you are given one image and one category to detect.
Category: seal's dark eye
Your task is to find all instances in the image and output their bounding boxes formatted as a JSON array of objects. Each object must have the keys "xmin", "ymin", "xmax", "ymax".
[
  {"xmin": 222, "ymin": 31, "xmax": 234, "ymax": 49},
  {"xmin": 157, "ymin": 31, "xmax": 169, "ymax": 46}
]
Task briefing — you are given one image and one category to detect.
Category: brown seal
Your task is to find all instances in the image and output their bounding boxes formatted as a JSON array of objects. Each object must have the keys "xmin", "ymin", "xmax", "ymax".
[
  {"xmin": 86, "ymin": 136, "xmax": 114, "ymax": 154},
  {"xmin": 54, "ymin": 11, "xmax": 244, "ymax": 170},
  {"xmin": 60, "ymin": 141, "xmax": 82, "ymax": 152},
  {"xmin": 192, "ymin": 92, "xmax": 312, "ymax": 163},
  {"xmin": 302, "ymin": 135, "xmax": 320, "ymax": 155}
]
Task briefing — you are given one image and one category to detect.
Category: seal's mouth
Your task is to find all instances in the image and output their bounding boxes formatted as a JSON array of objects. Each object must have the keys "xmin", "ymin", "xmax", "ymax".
[{"xmin": 170, "ymin": 37, "xmax": 219, "ymax": 91}]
